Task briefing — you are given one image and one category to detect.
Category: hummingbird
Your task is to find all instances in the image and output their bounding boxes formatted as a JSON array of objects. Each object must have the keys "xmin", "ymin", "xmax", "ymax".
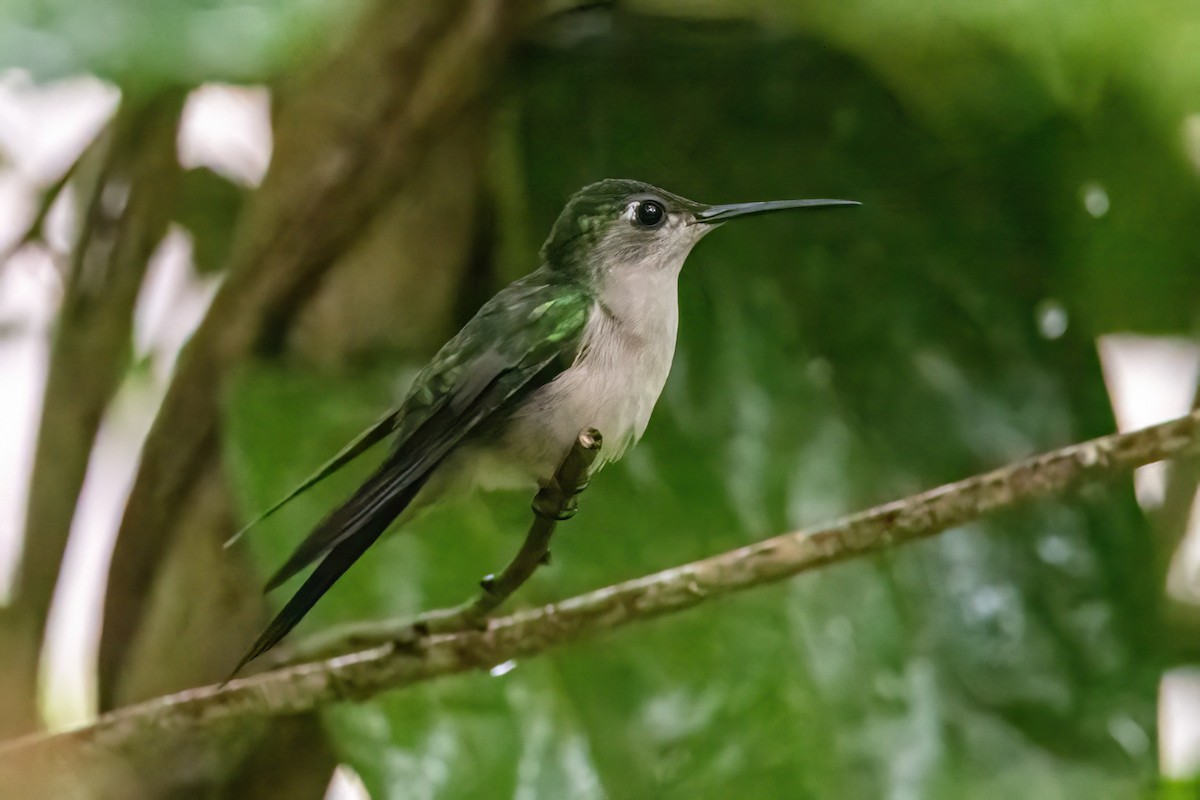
[{"xmin": 231, "ymin": 178, "xmax": 858, "ymax": 672}]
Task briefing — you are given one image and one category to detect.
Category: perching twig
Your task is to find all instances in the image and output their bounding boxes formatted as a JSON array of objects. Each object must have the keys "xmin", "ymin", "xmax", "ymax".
[
  {"xmin": 483, "ymin": 427, "xmax": 601, "ymax": 599},
  {"xmin": 277, "ymin": 429, "xmax": 602, "ymax": 666},
  {"xmin": 3, "ymin": 408, "xmax": 1199, "ymax": 777}
]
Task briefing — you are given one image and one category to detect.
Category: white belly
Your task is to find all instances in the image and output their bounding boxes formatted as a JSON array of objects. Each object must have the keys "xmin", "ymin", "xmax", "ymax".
[
  {"xmin": 506, "ymin": 300, "xmax": 677, "ymax": 479},
  {"xmin": 425, "ymin": 284, "xmax": 680, "ymax": 502}
]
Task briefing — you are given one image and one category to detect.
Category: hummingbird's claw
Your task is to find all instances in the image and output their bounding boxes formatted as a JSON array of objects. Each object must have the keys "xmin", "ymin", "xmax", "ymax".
[
  {"xmin": 539, "ymin": 550, "xmax": 552, "ymax": 566},
  {"xmin": 479, "ymin": 574, "xmax": 499, "ymax": 594},
  {"xmin": 557, "ymin": 498, "xmax": 578, "ymax": 520},
  {"xmin": 531, "ymin": 489, "xmax": 579, "ymax": 521}
]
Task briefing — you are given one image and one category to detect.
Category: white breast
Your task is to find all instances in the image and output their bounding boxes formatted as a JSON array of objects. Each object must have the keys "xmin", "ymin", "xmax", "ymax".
[{"xmin": 505, "ymin": 271, "xmax": 680, "ymax": 481}]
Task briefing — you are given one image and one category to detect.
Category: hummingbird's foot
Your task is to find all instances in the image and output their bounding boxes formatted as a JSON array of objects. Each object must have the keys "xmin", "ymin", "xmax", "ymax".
[
  {"xmin": 479, "ymin": 574, "xmax": 499, "ymax": 594},
  {"xmin": 556, "ymin": 497, "xmax": 579, "ymax": 521},
  {"xmin": 532, "ymin": 488, "xmax": 578, "ymax": 521},
  {"xmin": 539, "ymin": 550, "xmax": 552, "ymax": 566}
]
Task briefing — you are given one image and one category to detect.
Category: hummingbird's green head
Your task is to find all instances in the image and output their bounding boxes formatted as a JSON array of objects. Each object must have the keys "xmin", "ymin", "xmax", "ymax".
[
  {"xmin": 541, "ymin": 178, "xmax": 859, "ymax": 281},
  {"xmin": 540, "ymin": 179, "xmax": 698, "ymax": 275}
]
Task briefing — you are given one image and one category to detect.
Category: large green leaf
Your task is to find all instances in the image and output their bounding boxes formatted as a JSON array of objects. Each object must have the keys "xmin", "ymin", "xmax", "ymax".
[{"xmin": 221, "ymin": 12, "xmax": 1196, "ymax": 798}]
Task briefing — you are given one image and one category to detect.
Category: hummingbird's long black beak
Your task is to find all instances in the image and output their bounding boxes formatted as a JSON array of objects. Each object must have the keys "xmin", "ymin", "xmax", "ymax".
[{"xmin": 694, "ymin": 198, "xmax": 860, "ymax": 224}]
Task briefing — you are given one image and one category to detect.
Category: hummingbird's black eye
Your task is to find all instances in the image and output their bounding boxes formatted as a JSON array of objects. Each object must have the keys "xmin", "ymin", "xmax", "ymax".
[{"xmin": 634, "ymin": 200, "xmax": 665, "ymax": 228}]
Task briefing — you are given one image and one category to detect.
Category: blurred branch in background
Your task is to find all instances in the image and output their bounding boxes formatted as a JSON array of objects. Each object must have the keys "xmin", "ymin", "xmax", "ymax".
[
  {"xmin": 3, "ymin": 406, "xmax": 1198, "ymax": 794},
  {"xmin": 96, "ymin": 0, "xmax": 533, "ymax": 710},
  {"xmin": 0, "ymin": 0, "xmax": 559, "ymax": 793},
  {"xmin": 0, "ymin": 94, "xmax": 183, "ymax": 738},
  {"xmin": 24, "ymin": 2, "xmax": 549, "ymax": 796}
]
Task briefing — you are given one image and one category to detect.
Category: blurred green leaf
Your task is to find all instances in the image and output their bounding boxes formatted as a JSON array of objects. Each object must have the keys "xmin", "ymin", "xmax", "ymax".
[{"xmin": 0, "ymin": 0, "xmax": 363, "ymax": 87}]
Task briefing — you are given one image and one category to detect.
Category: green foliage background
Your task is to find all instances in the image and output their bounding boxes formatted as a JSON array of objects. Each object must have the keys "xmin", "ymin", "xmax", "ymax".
[
  {"xmin": 229, "ymin": 13, "xmax": 1198, "ymax": 797},
  {"xmin": 9, "ymin": 0, "xmax": 1200, "ymax": 796}
]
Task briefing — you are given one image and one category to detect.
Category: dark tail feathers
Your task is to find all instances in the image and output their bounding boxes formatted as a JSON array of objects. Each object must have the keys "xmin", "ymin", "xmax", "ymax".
[{"xmin": 228, "ymin": 473, "xmax": 428, "ymax": 679}]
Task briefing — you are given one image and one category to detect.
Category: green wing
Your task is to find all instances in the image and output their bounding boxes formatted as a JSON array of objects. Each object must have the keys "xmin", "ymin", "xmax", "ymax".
[{"xmin": 231, "ymin": 269, "xmax": 591, "ymax": 673}]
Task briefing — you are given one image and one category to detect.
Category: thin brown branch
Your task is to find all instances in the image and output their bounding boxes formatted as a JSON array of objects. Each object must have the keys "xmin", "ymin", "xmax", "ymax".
[{"xmin": 4, "ymin": 408, "xmax": 1198, "ymax": 782}]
